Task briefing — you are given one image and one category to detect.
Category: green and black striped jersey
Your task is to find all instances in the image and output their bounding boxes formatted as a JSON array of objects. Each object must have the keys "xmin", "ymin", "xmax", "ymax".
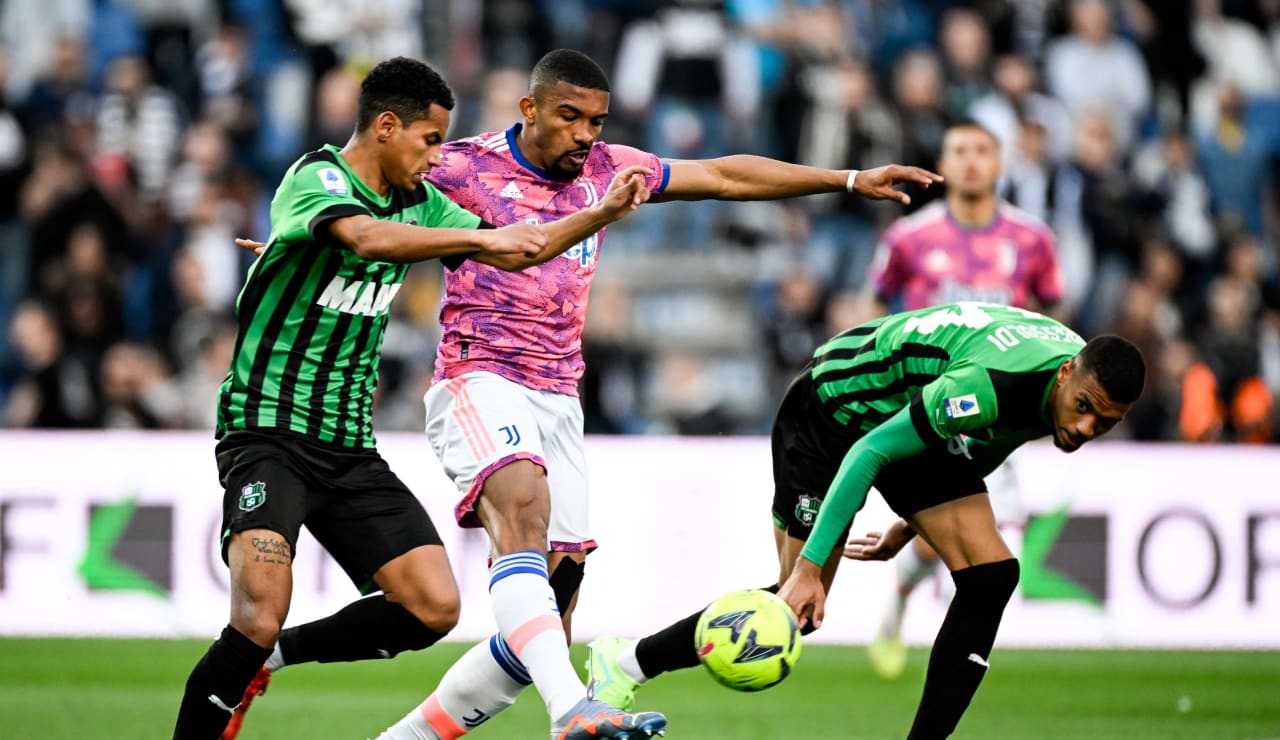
[
  {"xmin": 217, "ymin": 144, "xmax": 481, "ymax": 448},
  {"xmin": 811, "ymin": 301, "xmax": 1085, "ymax": 459},
  {"xmin": 799, "ymin": 302, "xmax": 1087, "ymax": 563}
]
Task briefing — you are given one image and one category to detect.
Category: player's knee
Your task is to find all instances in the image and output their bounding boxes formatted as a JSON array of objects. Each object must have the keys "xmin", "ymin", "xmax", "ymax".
[
  {"xmin": 549, "ymin": 557, "xmax": 585, "ymax": 614},
  {"xmin": 388, "ymin": 589, "xmax": 461, "ymax": 635},
  {"xmin": 954, "ymin": 557, "xmax": 1019, "ymax": 609},
  {"xmin": 416, "ymin": 598, "xmax": 461, "ymax": 635},
  {"xmin": 382, "ymin": 600, "xmax": 458, "ymax": 655},
  {"xmin": 229, "ymin": 602, "xmax": 285, "ymax": 648}
]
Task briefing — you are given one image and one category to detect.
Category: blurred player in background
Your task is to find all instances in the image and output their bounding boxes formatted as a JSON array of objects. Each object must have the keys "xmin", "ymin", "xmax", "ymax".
[
  {"xmin": 172, "ymin": 57, "xmax": 651, "ymax": 740},
  {"xmin": 591, "ymin": 302, "xmax": 1143, "ymax": 740},
  {"xmin": 864, "ymin": 119, "xmax": 1064, "ymax": 679},
  {"xmin": 370, "ymin": 49, "xmax": 940, "ymax": 740}
]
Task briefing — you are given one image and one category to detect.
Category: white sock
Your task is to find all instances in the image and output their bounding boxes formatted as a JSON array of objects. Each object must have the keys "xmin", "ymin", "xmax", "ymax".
[
  {"xmin": 377, "ymin": 636, "xmax": 529, "ymax": 740},
  {"xmin": 617, "ymin": 639, "xmax": 648, "ymax": 683},
  {"xmin": 264, "ymin": 643, "xmax": 285, "ymax": 672},
  {"xmin": 489, "ymin": 550, "xmax": 585, "ymax": 719}
]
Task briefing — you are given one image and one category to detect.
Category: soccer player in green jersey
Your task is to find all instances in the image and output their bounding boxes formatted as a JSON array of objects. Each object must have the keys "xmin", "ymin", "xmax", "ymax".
[
  {"xmin": 588, "ymin": 302, "xmax": 1144, "ymax": 739},
  {"xmin": 172, "ymin": 57, "xmax": 652, "ymax": 740}
]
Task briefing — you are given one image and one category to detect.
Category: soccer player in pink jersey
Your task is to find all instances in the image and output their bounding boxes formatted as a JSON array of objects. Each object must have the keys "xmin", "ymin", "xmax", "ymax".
[
  {"xmin": 864, "ymin": 120, "xmax": 1064, "ymax": 681},
  {"xmin": 366, "ymin": 49, "xmax": 941, "ymax": 740}
]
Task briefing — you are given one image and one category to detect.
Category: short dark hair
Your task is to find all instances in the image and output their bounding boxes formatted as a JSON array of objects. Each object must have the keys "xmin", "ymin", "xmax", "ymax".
[
  {"xmin": 945, "ymin": 118, "xmax": 1000, "ymax": 147},
  {"xmin": 1077, "ymin": 335, "xmax": 1145, "ymax": 404},
  {"xmin": 530, "ymin": 49, "xmax": 610, "ymax": 96},
  {"xmin": 357, "ymin": 57, "xmax": 455, "ymax": 133}
]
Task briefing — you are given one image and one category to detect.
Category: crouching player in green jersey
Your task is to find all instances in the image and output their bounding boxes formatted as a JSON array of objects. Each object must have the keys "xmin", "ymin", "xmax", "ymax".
[
  {"xmin": 172, "ymin": 57, "xmax": 652, "ymax": 740},
  {"xmin": 587, "ymin": 302, "xmax": 1144, "ymax": 739}
]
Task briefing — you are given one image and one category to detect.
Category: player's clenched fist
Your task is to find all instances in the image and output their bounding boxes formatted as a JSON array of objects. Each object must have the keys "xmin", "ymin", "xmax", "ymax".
[
  {"xmin": 598, "ymin": 165, "xmax": 653, "ymax": 218},
  {"xmin": 481, "ymin": 222, "xmax": 548, "ymax": 259}
]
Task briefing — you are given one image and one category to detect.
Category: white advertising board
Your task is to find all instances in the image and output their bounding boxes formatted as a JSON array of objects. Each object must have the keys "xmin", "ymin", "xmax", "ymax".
[{"xmin": 0, "ymin": 432, "xmax": 1276, "ymax": 648}]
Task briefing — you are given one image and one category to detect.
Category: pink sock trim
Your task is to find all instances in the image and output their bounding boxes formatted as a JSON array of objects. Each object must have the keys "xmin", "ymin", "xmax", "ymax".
[
  {"xmin": 506, "ymin": 614, "xmax": 565, "ymax": 658},
  {"xmin": 420, "ymin": 694, "xmax": 466, "ymax": 739}
]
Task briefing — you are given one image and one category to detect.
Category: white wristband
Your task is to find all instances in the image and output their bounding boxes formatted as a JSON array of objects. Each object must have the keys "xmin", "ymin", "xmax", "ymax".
[{"xmin": 845, "ymin": 169, "xmax": 860, "ymax": 193}]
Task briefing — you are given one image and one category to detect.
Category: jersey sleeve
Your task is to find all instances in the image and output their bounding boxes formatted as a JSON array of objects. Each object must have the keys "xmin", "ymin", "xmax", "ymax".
[
  {"xmin": 422, "ymin": 182, "xmax": 483, "ymax": 230},
  {"xmin": 911, "ymin": 364, "xmax": 1000, "ymax": 440},
  {"xmin": 603, "ymin": 143, "xmax": 670, "ymax": 195},
  {"xmin": 1032, "ymin": 227, "xmax": 1064, "ymax": 308},
  {"xmin": 273, "ymin": 162, "xmax": 373, "ymax": 247},
  {"xmin": 869, "ymin": 228, "xmax": 908, "ymax": 305}
]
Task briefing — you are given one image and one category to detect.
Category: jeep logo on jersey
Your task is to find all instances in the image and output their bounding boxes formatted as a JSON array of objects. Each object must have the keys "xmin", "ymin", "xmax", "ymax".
[
  {"xmin": 795, "ymin": 494, "xmax": 821, "ymax": 527},
  {"xmin": 239, "ymin": 482, "xmax": 266, "ymax": 511},
  {"xmin": 562, "ymin": 233, "xmax": 599, "ymax": 267},
  {"xmin": 315, "ymin": 275, "xmax": 402, "ymax": 316}
]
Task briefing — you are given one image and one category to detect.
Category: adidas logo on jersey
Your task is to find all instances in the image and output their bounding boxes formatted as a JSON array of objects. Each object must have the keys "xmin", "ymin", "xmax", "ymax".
[{"xmin": 500, "ymin": 181, "xmax": 523, "ymax": 199}]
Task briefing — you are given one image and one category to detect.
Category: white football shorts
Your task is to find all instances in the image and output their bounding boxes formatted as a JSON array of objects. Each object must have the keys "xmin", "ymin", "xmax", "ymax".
[{"xmin": 424, "ymin": 371, "xmax": 595, "ymax": 553}]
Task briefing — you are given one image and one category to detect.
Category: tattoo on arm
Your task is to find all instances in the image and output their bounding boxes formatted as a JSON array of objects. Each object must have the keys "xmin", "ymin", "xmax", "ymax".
[{"xmin": 250, "ymin": 536, "xmax": 292, "ymax": 566}]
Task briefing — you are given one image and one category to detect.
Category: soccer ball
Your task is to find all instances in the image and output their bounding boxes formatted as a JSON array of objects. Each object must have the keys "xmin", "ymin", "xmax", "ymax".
[{"xmin": 694, "ymin": 589, "xmax": 802, "ymax": 691}]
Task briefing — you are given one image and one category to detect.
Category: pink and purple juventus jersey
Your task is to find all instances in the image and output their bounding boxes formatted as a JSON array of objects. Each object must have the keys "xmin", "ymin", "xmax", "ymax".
[
  {"xmin": 869, "ymin": 200, "xmax": 1063, "ymax": 311},
  {"xmin": 426, "ymin": 124, "xmax": 669, "ymax": 395}
]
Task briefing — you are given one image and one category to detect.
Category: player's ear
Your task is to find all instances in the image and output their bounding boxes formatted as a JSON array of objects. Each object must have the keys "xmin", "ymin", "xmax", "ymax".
[
  {"xmin": 375, "ymin": 111, "xmax": 399, "ymax": 142},
  {"xmin": 519, "ymin": 95, "xmax": 537, "ymax": 125}
]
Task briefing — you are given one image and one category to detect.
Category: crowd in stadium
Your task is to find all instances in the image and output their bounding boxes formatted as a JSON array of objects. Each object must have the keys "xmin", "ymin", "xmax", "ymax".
[{"xmin": 0, "ymin": 0, "xmax": 1277, "ymax": 442}]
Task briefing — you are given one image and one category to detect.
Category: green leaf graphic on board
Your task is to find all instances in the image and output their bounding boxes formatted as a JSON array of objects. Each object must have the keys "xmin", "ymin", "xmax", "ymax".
[{"xmin": 77, "ymin": 498, "xmax": 166, "ymax": 596}]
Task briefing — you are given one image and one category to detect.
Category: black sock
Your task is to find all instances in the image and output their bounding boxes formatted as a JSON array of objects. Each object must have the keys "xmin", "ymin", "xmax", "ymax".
[
  {"xmin": 635, "ymin": 584, "xmax": 780, "ymax": 679},
  {"xmin": 277, "ymin": 594, "xmax": 448, "ymax": 665},
  {"xmin": 173, "ymin": 625, "xmax": 272, "ymax": 740},
  {"xmin": 908, "ymin": 559, "xmax": 1020, "ymax": 740}
]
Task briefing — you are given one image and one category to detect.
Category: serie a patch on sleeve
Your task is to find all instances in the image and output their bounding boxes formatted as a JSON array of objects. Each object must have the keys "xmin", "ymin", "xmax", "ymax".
[
  {"xmin": 318, "ymin": 167, "xmax": 349, "ymax": 195},
  {"xmin": 943, "ymin": 393, "xmax": 981, "ymax": 419}
]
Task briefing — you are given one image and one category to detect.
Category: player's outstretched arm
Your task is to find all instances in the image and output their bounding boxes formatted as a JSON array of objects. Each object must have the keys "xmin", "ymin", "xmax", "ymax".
[
  {"xmin": 469, "ymin": 165, "xmax": 652, "ymax": 271},
  {"xmin": 655, "ymin": 157, "xmax": 942, "ymax": 204},
  {"xmin": 329, "ymin": 215, "xmax": 545, "ymax": 264},
  {"xmin": 233, "ymin": 219, "xmax": 549, "ymax": 267}
]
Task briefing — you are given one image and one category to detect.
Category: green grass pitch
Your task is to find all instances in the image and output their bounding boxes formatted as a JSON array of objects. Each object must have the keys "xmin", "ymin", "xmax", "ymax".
[{"xmin": 2, "ymin": 639, "xmax": 1278, "ymax": 739}]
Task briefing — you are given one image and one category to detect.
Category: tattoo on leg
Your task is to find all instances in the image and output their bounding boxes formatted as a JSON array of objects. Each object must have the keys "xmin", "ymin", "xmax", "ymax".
[{"xmin": 251, "ymin": 536, "xmax": 291, "ymax": 566}]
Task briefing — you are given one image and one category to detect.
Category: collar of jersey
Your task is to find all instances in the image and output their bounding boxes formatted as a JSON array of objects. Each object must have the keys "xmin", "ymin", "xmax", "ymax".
[
  {"xmin": 321, "ymin": 144, "xmax": 395, "ymax": 208},
  {"xmin": 505, "ymin": 123, "xmax": 557, "ymax": 180},
  {"xmin": 945, "ymin": 203, "xmax": 1003, "ymax": 234}
]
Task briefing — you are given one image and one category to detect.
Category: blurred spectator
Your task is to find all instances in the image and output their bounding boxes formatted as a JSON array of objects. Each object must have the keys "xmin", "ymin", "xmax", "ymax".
[
  {"xmin": 1189, "ymin": 0, "xmax": 1280, "ymax": 132},
  {"xmin": 466, "ymin": 66, "xmax": 528, "ymax": 136},
  {"xmin": 307, "ymin": 65, "xmax": 360, "ymax": 150},
  {"xmin": 1067, "ymin": 111, "xmax": 1161, "ymax": 335},
  {"xmin": 0, "ymin": 0, "xmax": 90, "ymax": 101},
  {"xmin": 614, "ymin": 0, "xmax": 758, "ymax": 250},
  {"xmin": 19, "ymin": 34, "xmax": 89, "ymax": 129},
  {"xmin": 1194, "ymin": 84, "xmax": 1280, "ymax": 237},
  {"xmin": 580, "ymin": 281, "xmax": 648, "ymax": 434},
  {"xmin": 94, "ymin": 55, "xmax": 185, "ymax": 204},
  {"xmin": 1128, "ymin": 0, "xmax": 1204, "ymax": 123},
  {"xmin": 844, "ymin": 0, "xmax": 934, "ymax": 77},
  {"xmin": 99, "ymin": 341, "xmax": 182, "ymax": 429},
  {"xmin": 937, "ymin": 8, "xmax": 994, "ymax": 118},
  {"xmin": 1182, "ymin": 274, "xmax": 1274, "ymax": 442},
  {"xmin": 3, "ymin": 300, "xmax": 98, "ymax": 427},
  {"xmin": 176, "ymin": 321, "xmax": 234, "ymax": 428},
  {"xmin": 970, "ymin": 53, "xmax": 1073, "ymax": 164},
  {"xmin": 0, "ymin": 44, "xmax": 32, "ymax": 368},
  {"xmin": 1131, "ymin": 126, "xmax": 1217, "ymax": 267},
  {"xmin": 1045, "ymin": 0, "xmax": 1151, "ymax": 151},
  {"xmin": 648, "ymin": 350, "xmax": 733, "ymax": 435},
  {"xmin": 759, "ymin": 264, "xmax": 828, "ymax": 395}
]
